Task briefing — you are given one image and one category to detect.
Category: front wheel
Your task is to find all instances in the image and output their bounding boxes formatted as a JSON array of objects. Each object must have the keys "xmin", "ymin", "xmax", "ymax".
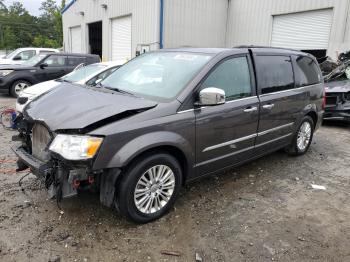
[
  {"xmin": 10, "ymin": 80, "xmax": 31, "ymax": 98},
  {"xmin": 285, "ymin": 116, "xmax": 314, "ymax": 156},
  {"xmin": 116, "ymin": 152, "xmax": 182, "ymax": 223}
]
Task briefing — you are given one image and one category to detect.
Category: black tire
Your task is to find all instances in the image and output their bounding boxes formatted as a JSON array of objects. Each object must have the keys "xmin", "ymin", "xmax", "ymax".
[
  {"xmin": 10, "ymin": 80, "xmax": 31, "ymax": 98},
  {"xmin": 285, "ymin": 116, "xmax": 314, "ymax": 156},
  {"xmin": 116, "ymin": 152, "xmax": 183, "ymax": 223}
]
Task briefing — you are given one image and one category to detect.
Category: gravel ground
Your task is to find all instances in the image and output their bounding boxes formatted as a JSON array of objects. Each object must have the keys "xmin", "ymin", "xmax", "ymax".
[{"xmin": 0, "ymin": 93, "xmax": 350, "ymax": 262}]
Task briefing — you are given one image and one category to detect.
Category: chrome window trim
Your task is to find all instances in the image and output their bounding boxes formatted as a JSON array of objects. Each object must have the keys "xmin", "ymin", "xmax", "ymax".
[
  {"xmin": 259, "ymin": 83, "xmax": 320, "ymax": 97},
  {"xmin": 225, "ymin": 95, "xmax": 258, "ymax": 104},
  {"xmin": 178, "ymin": 82, "xmax": 322, "ymax": 113},
  {"xmin": 177, "ymin": 108, "xmax": 195, "ymax": 114},
  {"xmin": 177, "ymin": 96, "xmax": 258, "ymax": 114}
]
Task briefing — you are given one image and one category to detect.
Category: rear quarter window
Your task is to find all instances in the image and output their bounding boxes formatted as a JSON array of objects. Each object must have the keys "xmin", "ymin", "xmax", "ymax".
[
  {"xmin": 294, "ymin": 56, "xmax": 322, "ymax": 87},
  {"xmin": 68, "ymin": 56, "xmax": 87, "ymax": 66},
  {"xmin": 255, "ymin": 55, "xmax": 294, "ymax": 94}
]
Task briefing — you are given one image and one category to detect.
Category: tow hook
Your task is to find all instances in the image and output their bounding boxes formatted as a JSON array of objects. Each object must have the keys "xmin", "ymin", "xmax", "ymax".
[
  {"xmin": 88, "ymin": 176, "xmax": 94, "ymax": 184},
  {"xmin": 72, "ymin": 175, "xmax": 95, "ymax": 189},
  {"xmin": 73, "ymin": 179, "xmax": 80, "ymax": 189}
]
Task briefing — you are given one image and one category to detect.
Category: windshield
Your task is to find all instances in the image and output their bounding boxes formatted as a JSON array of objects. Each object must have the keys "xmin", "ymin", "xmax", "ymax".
[
  {"xmin": 100, "ymin": 52, "xmax": 213, "ymax": 101},
  {"xmin": 4, "ymin": 50, "xmax": 18, "ymax": 59},
  {"xmin": 61, "ymin": 64, "xmax": 107, "ymax": 83},
  {"xmin": 21, "ymin": 54, "xmax": 47, "ymax": 67}
]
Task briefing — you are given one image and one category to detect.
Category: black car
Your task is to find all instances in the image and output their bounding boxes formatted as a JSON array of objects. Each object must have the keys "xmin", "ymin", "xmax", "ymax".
[
  {"xmin": 324, "ymin": 79, "xmax": 350, "ymax": 122},
  {"xmin": 13, "ymin": 47, "xmax": 324, "ymax": 223},
  {"xmin": 0, "ymin": 53, "xmax": 100, "ymax": 97}
]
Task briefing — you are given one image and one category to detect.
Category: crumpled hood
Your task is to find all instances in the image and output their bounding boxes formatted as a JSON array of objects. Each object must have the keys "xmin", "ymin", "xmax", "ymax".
[
  {"xmin": 24, "ymin": 83, "xmax": 157, "ymax": 131},
  {"xmin": 325, "ymin": 80, "xmax": 350, "ymax": 93}
]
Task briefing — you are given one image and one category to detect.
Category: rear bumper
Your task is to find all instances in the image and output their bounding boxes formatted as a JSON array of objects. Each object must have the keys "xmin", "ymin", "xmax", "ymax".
[{"xmin": 323, "ymin": 108, "xmax": 350, "ymax": 122}]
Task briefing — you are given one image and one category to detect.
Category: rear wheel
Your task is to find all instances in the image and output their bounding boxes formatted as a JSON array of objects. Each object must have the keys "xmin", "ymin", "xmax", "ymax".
[
  {"xmin": 116, "ymin": 152, "xmax": 182, "ymax": 223},
  {"xmin": 285, "ymin": 116, "xmax": 314, "ymax": 156},
  {"xmin": 10, "ymin": 80, "xmax": 31, "ymax": 98}
]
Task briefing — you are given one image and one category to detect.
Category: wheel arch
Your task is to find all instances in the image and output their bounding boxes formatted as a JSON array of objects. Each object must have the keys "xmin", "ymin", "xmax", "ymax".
[
  {"xmin": 122, "ymin": 145, "xmax": 189, "ymax": 185},
  {"xmin": 302, "ymin": 103, "xmax": 318, "ymax": 128},
  {"xmin": 305, "ymin": 110, "xmax": 318, "ymax": 128},
  {"xmin": 94, "ymin": 131, "xmax": 194, "ymax": 184}
]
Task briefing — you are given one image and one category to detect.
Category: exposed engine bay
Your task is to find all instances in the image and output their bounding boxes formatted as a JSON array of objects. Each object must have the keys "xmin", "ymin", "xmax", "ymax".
[{"xmin": 12, "ymin": 116, "xmax": 120, "ymax": 206}]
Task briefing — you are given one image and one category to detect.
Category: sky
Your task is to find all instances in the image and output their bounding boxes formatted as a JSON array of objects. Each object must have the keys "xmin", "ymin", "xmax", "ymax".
[{"xmin": 4, "ymin": 0, "xmax": 60, "ymax": 16}]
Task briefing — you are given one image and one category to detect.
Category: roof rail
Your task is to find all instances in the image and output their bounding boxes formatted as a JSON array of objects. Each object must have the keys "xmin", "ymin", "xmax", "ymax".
[{"xmin": 234, "ymin": 45, "xmax": 301, "ymax": 52}]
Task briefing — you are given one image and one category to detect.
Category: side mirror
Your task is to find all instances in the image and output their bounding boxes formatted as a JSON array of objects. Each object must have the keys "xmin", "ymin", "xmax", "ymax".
[
  {"xmin": 196, "ymin": 87, "xmax": 225, "ymax": 106},
  {"xmin": 40, "ymin": 63, "xmax": 48, "ymax": 69},
  {"xmin": 13, "ymin": 56, "xmax": 22, "ymax": 61}
]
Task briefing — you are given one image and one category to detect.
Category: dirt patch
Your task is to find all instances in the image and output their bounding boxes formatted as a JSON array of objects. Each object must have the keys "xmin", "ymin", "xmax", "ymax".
[{"xmin": 1, "ymin": 94, "xmax": 350, "ymax": 261}]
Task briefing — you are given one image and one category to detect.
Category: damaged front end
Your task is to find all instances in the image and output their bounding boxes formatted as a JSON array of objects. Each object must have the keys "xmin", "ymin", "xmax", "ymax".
[
  {"xmin": 12, "ymin": 120, "xmax": 120, "ymax": 204},
  {"xmin": 11, "ymin": 83, "xmax": 158, "ymax": 206},
  {"xmin": 324, "ymin": 81, "xmax": 350, "ymax": 122}
]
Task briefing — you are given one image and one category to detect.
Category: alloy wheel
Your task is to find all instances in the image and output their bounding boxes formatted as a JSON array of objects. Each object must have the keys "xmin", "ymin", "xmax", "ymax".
[
  {"xmin": 297, "ymin": 121, "xmax": 312, "ymax": 151},
  {"xmin": 14, "ymin": 82, "xmax": 29, "ymax": 96},
  {"xmin": 134, "ymin": 165, "xmax": 176, "ymax": 214}
]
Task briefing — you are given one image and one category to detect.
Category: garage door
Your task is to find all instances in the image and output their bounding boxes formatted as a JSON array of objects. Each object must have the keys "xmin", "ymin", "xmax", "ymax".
[
  {"xmin": 70, "ymin": 26, "xmax": 82, "ymax": 53},
  {"xmin": 271, "ymin": 9, "xmax": 333, "ymax": 50},
  {"xmin": 111, "ymin": 16, "xmax": 132, "ymax": 61}
]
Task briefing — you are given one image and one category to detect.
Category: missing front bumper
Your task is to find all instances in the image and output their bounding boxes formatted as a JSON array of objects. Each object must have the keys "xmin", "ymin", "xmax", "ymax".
[
  {"xmin": 12, "ymin": 146, "xmax": 77, "ymax": 199},
  {"xmin": 12, "ymin": 146, "xmax": 119, "ymax": 207}
]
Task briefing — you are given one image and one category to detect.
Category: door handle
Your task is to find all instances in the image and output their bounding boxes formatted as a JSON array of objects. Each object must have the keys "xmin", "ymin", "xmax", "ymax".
[
  {"xmin": 243, "ymin": 106, "xmax": 258, "ymax": 113},
  {"xmin": 262, "ymin": 104, "xmax": 274, "ymax": 110}
]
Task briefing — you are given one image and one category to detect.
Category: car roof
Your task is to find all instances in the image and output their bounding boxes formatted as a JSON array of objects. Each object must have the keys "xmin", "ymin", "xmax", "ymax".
[
  {"xmin": 158, "ymin": 48, "xmax": 232, "ymax": 54},
  {"xmin": 52, "ymin": 52, "xmax": 99, "ymax": 57},
  {"xmin": 158, "ymin": 46, "xmax": 311, "ymax": 57},
  {"xmin": 97, "ymin": 60, "xmax": 126, "ymax": 67},
  {"xmin": 235, "ymin": 45, "xmax": 313, "ymax": 56},
  {"xmin": 17, "ymin": 47, "xmax": 58, "ymax": 51}
]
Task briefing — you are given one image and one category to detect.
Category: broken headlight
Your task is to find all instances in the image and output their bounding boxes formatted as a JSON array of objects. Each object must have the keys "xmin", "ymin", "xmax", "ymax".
[{"xmin": 49, "ymin": 134, "xmax": 103, "ymax": 160}]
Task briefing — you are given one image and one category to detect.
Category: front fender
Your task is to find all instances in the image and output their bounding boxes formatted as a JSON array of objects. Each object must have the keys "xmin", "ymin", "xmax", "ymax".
[
  {"xmin": 11, "ymin": 74, "xmax": 37, "ymax": 86},
  {"xmin": 93, "ymin": 131, "xmax": 194, "ymax": 170}
]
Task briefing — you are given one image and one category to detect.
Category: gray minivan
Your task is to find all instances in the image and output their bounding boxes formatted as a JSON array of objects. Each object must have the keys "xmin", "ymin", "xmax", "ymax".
[{"xmin": 14, "ymin": 47, "xmax": 324, "ymax": 223}]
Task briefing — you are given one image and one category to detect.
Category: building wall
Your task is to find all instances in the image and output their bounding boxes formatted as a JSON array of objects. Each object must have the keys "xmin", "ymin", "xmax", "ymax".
[
  {"xmin": 163, "ymin": 0, "xmax": 228, "ymax": 48},
  {"xmin": 62, "ymin": 0, "xmax": 350, "ymax": 60},
  {"xmin": 62, "ymin": 0, "xmax": 160, "ymax": 61},
  {"xmin": 226, "ymin": 0, "xmax": 350, "ymax": 59}
]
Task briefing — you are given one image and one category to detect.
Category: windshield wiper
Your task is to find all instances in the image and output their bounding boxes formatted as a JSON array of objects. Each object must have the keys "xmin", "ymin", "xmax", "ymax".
[
  {"xmin": 98, "ymin": 83, "xmax": 136, "ymax": 96},
  {"xmin": 56, "ymin": 78, "xmax": 72, "ymax": 83}
]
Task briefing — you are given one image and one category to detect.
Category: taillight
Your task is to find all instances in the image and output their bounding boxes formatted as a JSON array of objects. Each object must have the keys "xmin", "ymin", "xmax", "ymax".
[
  {"xmin": 345, "ymin": 92, "xmax": 350, "ymax": 101},
  {"xmin": 322, "ymin": 88, "xmax": 326, "ymax": 109}
]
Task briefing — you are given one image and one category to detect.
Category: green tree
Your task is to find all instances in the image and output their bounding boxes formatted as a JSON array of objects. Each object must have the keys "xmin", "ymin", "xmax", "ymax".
[
  {"xmin": 38, "ymin": 0, "xmax": 64, "ymax": 47},
  {"xmin": 0, "ymin": 0, "xmax": 64, "ymax": 50}
]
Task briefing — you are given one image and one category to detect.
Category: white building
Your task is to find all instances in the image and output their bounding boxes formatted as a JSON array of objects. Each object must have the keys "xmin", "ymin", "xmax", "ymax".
[{"xmin": 62, "ymin": 0, "xmax": 350, "ymax": 61}]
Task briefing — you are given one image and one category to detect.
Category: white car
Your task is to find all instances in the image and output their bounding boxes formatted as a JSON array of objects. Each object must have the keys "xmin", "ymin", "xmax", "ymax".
[
  {"xmin": 0, "ymin": 48, "xmax": 59, "ymax": 65},
  {"xmin": 16, "ymin": 61, "xmax": 125, "ymax": 112}
]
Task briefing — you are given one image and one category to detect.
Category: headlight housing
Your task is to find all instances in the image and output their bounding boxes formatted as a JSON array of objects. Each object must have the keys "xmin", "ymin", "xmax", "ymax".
[
  {"xmin": 49, "ymin": 134, "xmax": 103, "ymax": 160},
  {"xmin": 0, "ymin": 70, "xmax": 14, "ymax": 77}
]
